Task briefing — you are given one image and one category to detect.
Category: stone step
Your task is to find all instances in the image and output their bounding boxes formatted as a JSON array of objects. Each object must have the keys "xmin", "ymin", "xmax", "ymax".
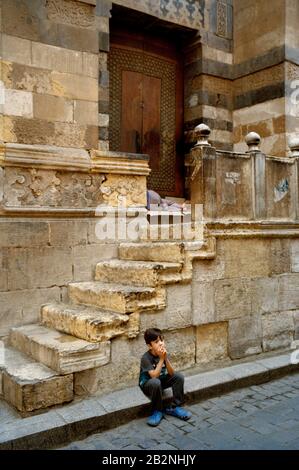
[
  {"xmin": 119, "ymin": 242, "xmax": 185, "ymax": 263},
  {"xmin": 69, "ymin": 281, "xmax": 166, "ymax": 313},
  {"xmin": 95, "ymin": 259, "xmax": 183, "ymax": 287},
  {"xmin": 0, "ymin": 345, "xmax": 73, "ymax": 411},
  {"xmin": 9, "ymin": 324, "xmax": 110, "ymax": 375},
  {"xmin": 41, "ymin": 303, "xmax": 130, "ymax": 342}
]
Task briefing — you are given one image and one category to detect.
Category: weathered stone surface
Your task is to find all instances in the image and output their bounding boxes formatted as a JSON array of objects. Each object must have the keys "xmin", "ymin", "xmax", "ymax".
[
  {"xmin": 41, "ymin": 303, "xmax": 130, "ymax": 342},
  {"xmin": 87, "ymin": 220, "xmax": 119, "ymax": 245},
  {"xmin": 192, "ymin": 280, "xmax": 215, "ymax": 325},
  {"xmin": 74, "ymin": 100, "xmax": 98, "ymax": 126},
  {"xmin": 0, "ymin": 252, "xmax": 8, "ymax": 292},
  {"xmin": 3, "ymin": 89, "xmax": 33, "ymax": 118},
  {"xmin": 95, "ymin": 259, "xmax": 183, "ymax": 287},
  {"xmin": 98, "ymin": 113, "xmax": 109, "ymax": 127},
  {"xmin": 82, "ymin": 124, "xmax": 98, "ymax": 148},
  {"xmin": 215, "ymin": 278, "xmax": 252, "ymax": 320},
  {"xmin": 119, "ymin": 242, "xmax": 185, "ymax": 263},
  {"xmin": 2, "ymin": 34, "xmax": 31, "ymax": 65},
  {"xmin": 46, "ymin": 0, "xmax": 96, "ymax": 29},
  {"xmin": 270, "ymin": 239, "xmax": 291, "ymax": 274},
  {"xmin": 74, "ymin": 333, "xmax": 145, "ymax": 396},
  {"xmin": 0, "ymin": 220, "xmax": 49, "ymax": 248},
  {"xmin": 196, "ymin": 322, "xmax": 228, "ymax": 364},
  {"xmin": 51, "ymin": 71, "xmax": 98, "ymax": 101},
  {"xmin": 2, "ymin": 0, "xmax": 98, "ymax": 52},
  {"xmin": 1, "ymin": 0, "xmax": 44, "ymax": 42},
  {"xmin": 228, "ymin": 315, "xmax": 262, "ymax": 359},
  {"xmin": 1, "ymin": 346, "xmax": 73, "ymax": 411},
  {"xmin": 192, "ymin": 258, "xmax": 225, "ymax": 282},
  {"xmin": 278, "ymin": 274, "xmax": 299, "ymax": 311},
  {"xmin": 2, "ymin": 116, "xmax": 95, "ymax": 148},
  {"xmin": 266, "ymin": 159, "xmax": 294, "ymax": 218},
  {"xmin": 33, "ymin": 94, "xmax": 73, "ymax": 122},
  {"xmin": 100, "ymin": 174, "xmax": 147, "ymax": 207},
  {"xmin": 251, "ymin": 276, "xmax": 279, "ymax": 314},
  {"xmin": 233, "ymin": 98, "xmax": 285, "ymax": 127},
  {"xmin": 164, "ymin": 327, "xmax": 196, "ymax": 371},
  {"xmin": 0, "ymin": 287, "xmax": 61, "ymax": 337},
  {"xmin": 3, "ymin": 62, "xmax": 51, "ymax": 94},
  {"xmin": 215, "ymin": 156, "xmax": 253, "ymax": 219},
  {"xmin": 10, "ymin": 324, "xmax": 111, "ymax": 374},
  {"xmin": 291, "ymin": 240, "xmax": 299, "ymax": 272},
  {"xmin": 262, "ymin": 311, "xmax": 294, "ymax": 351},
  {"xmin": 234, "ymin": 0, "xmax": 285, "ymax": 64},
  {"xmin": 218, "ymin": 239, "xmax": 270, "ymax": 279},
  {"xmin": 82, "ymin": 52, "xmax": 98, "ymax": 78},
  {"xmin": 69, "ymin": 281, "xmax": 166, "ymax": 313},
  {"xmin": 140, "ymin": 284, "xmax": 192, "ymax": 332},
  {"xmin": 6, "ymin": 246, "xmax": 72, "ymax": 290},
  {"xmin": 72, "ymin": 244, "xmax": 118, "ymax": 281},
  {"xmin": 48, "ymin": 219, "xmax": 89, "ymax": 247},
  {"xmin": 234, "ymin": 63, "xmax": 284, "ymax": 97},
  {"xmin": 3, "ymin": 167, "xmax": 105, "ymax": 208}
]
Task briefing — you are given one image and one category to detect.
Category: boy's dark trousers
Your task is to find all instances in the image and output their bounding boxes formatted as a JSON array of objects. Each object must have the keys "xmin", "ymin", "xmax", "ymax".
[{"xmin": 141, "ymin": 372, "xmax": 185, "ymax": 412}]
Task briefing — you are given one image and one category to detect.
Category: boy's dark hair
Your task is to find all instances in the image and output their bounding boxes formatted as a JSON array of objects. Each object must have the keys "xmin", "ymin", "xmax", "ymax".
[{"xmin": 144, "ymin": 328, "xmax": 163, "ymax": 345}]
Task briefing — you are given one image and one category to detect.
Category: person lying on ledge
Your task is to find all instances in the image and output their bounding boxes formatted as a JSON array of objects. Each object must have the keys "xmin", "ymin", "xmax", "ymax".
[{"xmin": 146, "ymin": 189, "xmax": 188, "ymax": 212}]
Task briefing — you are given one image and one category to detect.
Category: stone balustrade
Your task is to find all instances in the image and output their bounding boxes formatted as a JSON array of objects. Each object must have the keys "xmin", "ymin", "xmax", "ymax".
[{"xmin": 189, "ymin": 124, "xmax": 299, "ymax": 228}]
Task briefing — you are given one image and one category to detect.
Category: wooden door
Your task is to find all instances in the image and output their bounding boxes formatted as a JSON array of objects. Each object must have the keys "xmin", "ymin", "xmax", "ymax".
[
  {"xmin": 109, "ymin": 30, "xmax": 184, "ymax": 197},
  {"xmin": 121, "ymin": 71, "xmax": 161, "ymax": 170}
]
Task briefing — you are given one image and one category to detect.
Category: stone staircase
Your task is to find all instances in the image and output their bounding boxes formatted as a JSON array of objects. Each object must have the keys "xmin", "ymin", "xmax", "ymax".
[{"xmin": 0, "ymin": 237, "xmax": 216, "ymax": 412}]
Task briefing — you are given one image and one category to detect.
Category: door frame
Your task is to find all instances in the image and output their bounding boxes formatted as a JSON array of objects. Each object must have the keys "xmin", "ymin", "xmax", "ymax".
[{"xmin": 109, "ymin": 28, "xmax": 184, "ymax": 198}]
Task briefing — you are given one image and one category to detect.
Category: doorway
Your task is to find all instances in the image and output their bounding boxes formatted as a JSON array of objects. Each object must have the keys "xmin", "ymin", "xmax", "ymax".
[{"xmin": 109, "ymin": 21, "xmax": 185, "ymax": 197}]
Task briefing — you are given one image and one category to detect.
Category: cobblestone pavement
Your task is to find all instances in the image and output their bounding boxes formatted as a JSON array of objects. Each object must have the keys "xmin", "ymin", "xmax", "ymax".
[{"xmin": 61, "ymin": 373, "xmax": 299, "ymax": 450}]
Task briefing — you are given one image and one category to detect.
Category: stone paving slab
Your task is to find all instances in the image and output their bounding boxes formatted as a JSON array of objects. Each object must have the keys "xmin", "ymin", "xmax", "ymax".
[
  {"xmin": 66, "ymin": 372, "xmax": 299, "ymax": 451},
  {"xmin": 0, "ymin": 350, "xmax": 298, "ymax": 449}
]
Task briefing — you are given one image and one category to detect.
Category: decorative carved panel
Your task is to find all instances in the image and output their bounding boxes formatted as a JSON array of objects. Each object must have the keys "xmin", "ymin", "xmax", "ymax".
[
  {"xmin": 3, "ymin": 167, "xmax": 105, "ymax": 209},
  {"xmin": 216, "ymin": 1, "xmax": 227, "ymax": 38},
  {"xmin": 100, "ymin": 174, "xmax": 147, "ymax": 207},
  {"xmin": 46, "ymin": 0, "xmax": 95, "ymax": 28},
  {"xmin": 113, "ymin": 0, "xmax": 204, "ymax": 29}
]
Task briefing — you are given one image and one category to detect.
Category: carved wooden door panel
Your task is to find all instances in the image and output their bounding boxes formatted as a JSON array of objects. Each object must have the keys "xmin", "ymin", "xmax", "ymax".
[{"xmin": 109, "ymin": 32, "xmax": 184, "ymax": 197}]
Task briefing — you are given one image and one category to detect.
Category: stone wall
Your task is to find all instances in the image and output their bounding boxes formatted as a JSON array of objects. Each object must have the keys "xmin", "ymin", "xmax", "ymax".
[
  {"xmin": 0, "ymin": 0, "xmax": 107, "ymax": 150},
  {"xmin": 74, "ymin": 233, "xmax": 299, "ymax": 397},
  {"xmin": 184, "ymin": 0, "xmax": 234, "ymax": 154},
  {"xmin": 233, "ymin": 0, "xmax": 299, "ymax": 157},
  {"xmin": 0, "ymin": 143, "xmax": 149, "ymax": 340},
  {"xmin": 0, "ymin": 217, "xmax": 118, "ymax": 337},
  {"xmin": 193, "ymin": 237, "xmax": 299, "ymax": 362}
]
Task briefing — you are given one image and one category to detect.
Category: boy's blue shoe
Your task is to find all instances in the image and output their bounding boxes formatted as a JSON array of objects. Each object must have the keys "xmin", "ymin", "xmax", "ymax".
[
  {"xmin": 147, "ymin": 410, "xmax": 164, "ymax": 427},
  {"xmin": 165, "ymin": 406, "xmax": 191, "ymax": 421}
]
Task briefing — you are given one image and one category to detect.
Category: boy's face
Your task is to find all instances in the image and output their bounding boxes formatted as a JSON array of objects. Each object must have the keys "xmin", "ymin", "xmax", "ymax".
[{"xmin": 148, "ymin": 336, "xmax": 165, "ymax": 356}]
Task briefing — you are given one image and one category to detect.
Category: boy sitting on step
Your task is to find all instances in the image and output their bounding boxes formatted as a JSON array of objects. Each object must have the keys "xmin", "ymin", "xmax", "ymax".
[{"xmin": 139, "ymin": 328, "xmax": 191, "ymax": 427}]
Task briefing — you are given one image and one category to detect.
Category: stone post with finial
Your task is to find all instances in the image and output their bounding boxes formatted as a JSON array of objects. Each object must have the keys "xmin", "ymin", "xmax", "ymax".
[
  {"xmin": 245, "ymin": 131, "xmax": 266, "ymax": 219},
  {"xmin": 189, "ymin": 124, "xmax": 213, "ymax": 228},
  {"xmin": 288, "ymin": 136, "xmax": 299, "ymax": 158}
]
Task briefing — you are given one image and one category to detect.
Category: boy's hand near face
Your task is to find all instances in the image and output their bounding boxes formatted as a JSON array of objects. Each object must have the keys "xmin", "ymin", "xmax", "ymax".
[{"xmin": 158, "ymin": 344, "xmax": 167, "ymax": 360}]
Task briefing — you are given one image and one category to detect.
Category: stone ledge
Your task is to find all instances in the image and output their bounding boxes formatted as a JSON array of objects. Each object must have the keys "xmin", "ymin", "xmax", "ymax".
[
  {"xmin": 0, "ymin": 350, "xmax": 298, "ymax": 449},
  {"xmin": 0, "ymin": 143, "xmax": 90, "ymax": 171},
  {"xmin": 91, "ymin": 150, "xmax": 150, "ymax": 176},
  {"xmin": 0, "ymin": 144, "xmax": 151, "ymax": 174}
]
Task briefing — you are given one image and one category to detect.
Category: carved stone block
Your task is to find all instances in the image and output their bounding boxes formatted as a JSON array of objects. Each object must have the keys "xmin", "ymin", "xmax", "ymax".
[
  {"xmin": 100, "ymin": 174, "xmax": 147, "ymax": 207},
  {"xmin": 3, "ymin": 167, "xmax": 105, "ymax": 209}
]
